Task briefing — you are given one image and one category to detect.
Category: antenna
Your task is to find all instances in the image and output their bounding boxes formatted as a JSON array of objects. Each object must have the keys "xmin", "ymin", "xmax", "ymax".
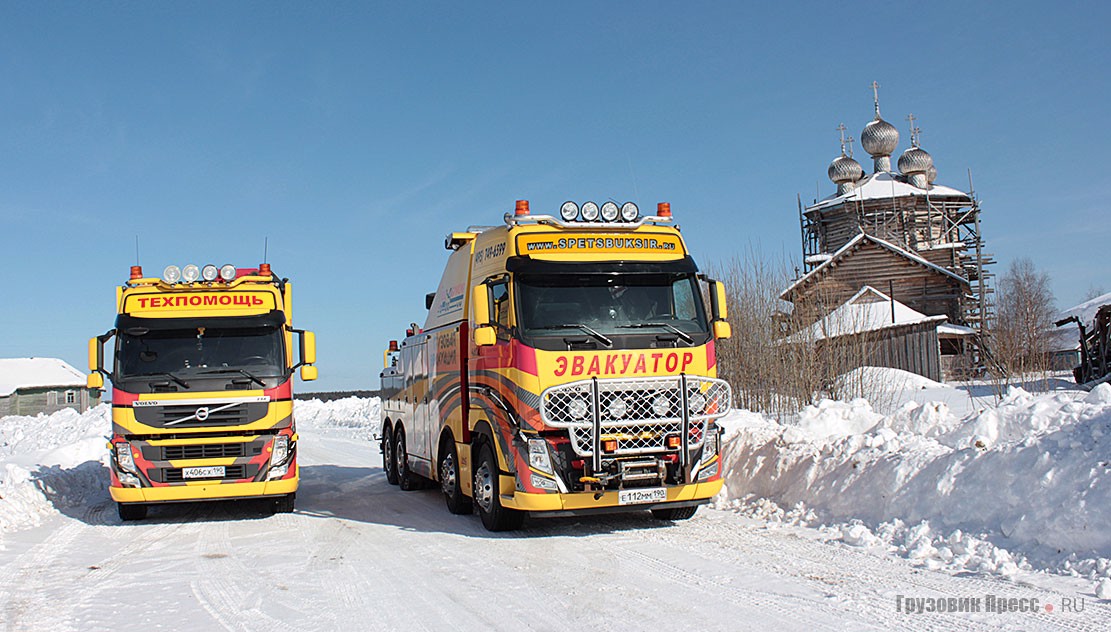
[
  {"xmin": 134, "ymin": 235, "xmax": 140, "ymax": 266},
  {"xmin": 871, "ymin": 81, "xmax": 882, "ymax": 117},
  {"xmin": 906, "ymin": 113, "xmax": 920, "ymax": 147},
  {"xmin": 263, "ymin": 237, "xmax": 269, "ymax": 263}
]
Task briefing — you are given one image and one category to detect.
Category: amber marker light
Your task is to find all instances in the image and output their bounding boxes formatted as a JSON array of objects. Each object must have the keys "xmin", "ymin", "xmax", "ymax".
[
  {"xmin": 603, "ymin": 439, "xmax": 618, "ymax": 453},
  {"xmin": 657, "ymin": 202, "xmax": 672, "ymax": 218},
  {"xmin": 258, "ymin": 263, "xmax": 272, "ymax": 276},
  {"xmin": 129, "ymin": 266, "xmax": 143, "ymax": 280},
  {"xmin": 515, "ymin": 199, "xmax": 530, "ymax": 216}
]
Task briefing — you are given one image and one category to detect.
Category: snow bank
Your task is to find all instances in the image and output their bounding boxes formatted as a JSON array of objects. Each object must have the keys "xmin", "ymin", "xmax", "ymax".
[
  {"xmin": 0, "ymin": 398, "xmax": 381, "ymax": 537},
  {"xmin": 717, "ymin": 380, "xmax": 1111, "ymax": 580}
]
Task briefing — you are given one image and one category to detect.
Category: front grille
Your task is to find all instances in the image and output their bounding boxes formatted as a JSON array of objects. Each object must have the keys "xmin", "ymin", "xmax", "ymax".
[
  {"xmin": 157, "ymin": 403, "xmax": 248, "ymax": 425},
  {"xmin": 162, "ymin": 464, "xmax": 248, "ymax": 483},
  {"xmin": 161, "ymin": 443, "xmax": 247, "ymax": 460},
  {"xmin": 540, "ymin": 376, "xmax": 731, "ymax": 458}
]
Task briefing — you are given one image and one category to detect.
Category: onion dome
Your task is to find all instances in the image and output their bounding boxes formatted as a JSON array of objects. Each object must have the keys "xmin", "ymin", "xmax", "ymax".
[
  {"xmin": 898, "ymin": 146, "xmax": 933, "ymax": 175},
  {"xmin": 828, "ymin": 153, "xmax": 863, "ymax": 185},
  {"xmin": 861, "ymin": 118, "xmax": 900, "ymax": 159}
]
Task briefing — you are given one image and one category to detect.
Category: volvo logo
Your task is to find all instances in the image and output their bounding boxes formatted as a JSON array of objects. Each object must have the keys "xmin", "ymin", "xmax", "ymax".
[{"xmin": 195, "ymin": 407, "xmax": 210, "ymax": 421}]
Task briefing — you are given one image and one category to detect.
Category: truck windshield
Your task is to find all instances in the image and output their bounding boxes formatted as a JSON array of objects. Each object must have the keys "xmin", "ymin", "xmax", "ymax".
[
  {"xmin": 516, "ymin": 272, "xmax": 710, "ymax": 339},
  {"xmin": 116, "ymin": 325, "xmax": 285, "ymax": 380}
]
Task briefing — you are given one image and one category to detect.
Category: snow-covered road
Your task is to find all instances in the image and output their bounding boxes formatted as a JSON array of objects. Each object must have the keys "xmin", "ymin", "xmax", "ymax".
[{"xmin": 1, "ymin": 424, "xmax": 1106, "ymax": 632}]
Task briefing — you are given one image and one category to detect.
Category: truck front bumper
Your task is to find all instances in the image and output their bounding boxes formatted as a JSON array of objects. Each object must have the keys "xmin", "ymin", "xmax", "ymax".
[
  {"xmin": 501, "ymin": 478, "xmax": 723, "ymax": 516},
  {"xmin": 110, "ymin": 475, "xmax": 298, "ymax": 504}
]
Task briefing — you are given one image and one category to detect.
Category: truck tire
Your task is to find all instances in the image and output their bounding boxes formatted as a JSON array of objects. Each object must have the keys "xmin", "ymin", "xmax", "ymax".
[
  {"xmin": 439, "ymin": 440, "xmax": 472, "ymax": 515},
  {"xmin": 273, "ymin": 493, "xmax": 296, "ymax": 514},
  {"xmin": 117, "ymin": 502, "xmax": 147, "ymax": 522},
  {"xmin": 472, "ymin": 441, "xmax": 523, "ymax": 531},
  {"xmin": 382, "ymin": 426, "xmax": 399, "ymax": 485},
  {"xmin": 651, "ymin": 505, "xmax": 698, "ymax": 521},
  {"xmin": 395, "ymin": 429, "xmax": 419, "ymax": 491}
]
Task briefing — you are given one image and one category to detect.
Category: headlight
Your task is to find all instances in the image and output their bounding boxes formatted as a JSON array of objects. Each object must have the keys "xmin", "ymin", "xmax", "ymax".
[
  {"xmin": 600, "ymin": 201, "xmax": 619, "ymax": 222},
  {"xmin": 182, "ymin": 264, "xmax": 200, "ymax": 283},
  {"xmin": 620, "ymin": 202, "xmax": 639, "ymax": 222},
  {"xmin": 688, "ymin": 391, "xmax": 708, "ymax": 414},
  {"xmin": 116, "ymin": 442, "xmax": 138, "ymax": 474},
  {"xmin": 201, "ymin": 264, "xmax": 219, "ymax": 281},
  {"xmin": 271, "ymin": 435, "xmax": 289, "ymax": 465},
  {"xmin": 607, "ymin": 397, "xmax": 628, "ymax": 419},
  {"xmin": 527, "ymin": 438, "xmax": 553, "ymax": 473},
  {"xmin": 162, "ymin": 265, "xmax": 182, "ymax": 283},
  {"xmin": 219, "ymin": 264, "xmax": 237, "ymax": 281},
  {"xmin": 702, "ymin": 428, "xmax": 718, "ymax": 460},
  {"xmin": 567, "ymin": 398, "xmax": 589, "ymax": 419},
  {"xmin": 581, "ymin": 201, "xmax": 600, "ymax": 222},
  {"xmin": 559, "ymin": 201, "xmax": 579, "ymax": 221},
  {"xmin": 651, "ymin": 394, "xmax": 672, "ymax": 417}
]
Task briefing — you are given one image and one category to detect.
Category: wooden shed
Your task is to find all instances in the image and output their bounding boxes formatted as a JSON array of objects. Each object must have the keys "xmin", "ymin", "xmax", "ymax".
[{"xmin": 0, "ymin": 358, "xmax": 100, "ymax": 417}]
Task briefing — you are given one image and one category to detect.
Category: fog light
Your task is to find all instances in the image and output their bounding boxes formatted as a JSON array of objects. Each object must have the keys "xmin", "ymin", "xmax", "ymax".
[
  {"xmin": 182, "ymin": 264, "xmax": 200, "ymax": 283},
  {"xmin": 162, "ymin": 265, "xmax": 182, "ymax": 283},
  {"xmin": 607, "ymin": 397, "xmax": 628, "ymax": 419},
  {"xmin": 118, "ymin": 472, "xmax": 141, "ymax": 488},
  {"xmin": 620, "ymin": 202, "xmax": 639, "ymax": 221},
  {"xmin": 567, "ymin": 398, "xmax": 589, "ymax": 420},
  {"xmin": 651, "ymin": 394, "xmax": 672, "ymax": 417},
  {"xmin": 688, "ymin": 391, "xmax": 708, "ymax": 414},
  {"xmin": 559, "ymin": 201, "xmax": 579, "ymax": 221},
  {"xmin": 530, "ymin": 474, "xmax": 558, "ymax": 491},
  {"xmin": 581, "ymin": 201, "xmax": 600, "ymax": 222},
  {"xmin": 600, "ymin": 201, "xmax": 619, "ymax": 222},
  {"xmin": 201, "ymin": 264, "xmax": 219, "ymax": 281},
  {"xmin": 698, "ymin": 462, "xmax": 719, "ymax": 481},
  {"xmin": 269, "ymin": 464, "xmax": 289, "ymax": 480},
  {"xmin": 219, "ymin": 264, "xmax": 237, "ymax": 281}
]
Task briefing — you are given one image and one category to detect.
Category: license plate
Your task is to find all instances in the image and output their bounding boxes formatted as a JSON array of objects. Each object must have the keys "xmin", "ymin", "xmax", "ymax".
[
  {"xmin": 183, "ymin": 466, "xmax": 225, "ymax": 479},
  {"xmin": 618, "ymin": 487, "xmax": 667, "ymax": 505}
]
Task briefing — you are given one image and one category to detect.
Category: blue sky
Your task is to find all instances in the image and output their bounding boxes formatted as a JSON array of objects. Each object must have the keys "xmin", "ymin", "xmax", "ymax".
[{"xmin": 2, "ymin": 2, "xmax": 1109, "ymax": 391}]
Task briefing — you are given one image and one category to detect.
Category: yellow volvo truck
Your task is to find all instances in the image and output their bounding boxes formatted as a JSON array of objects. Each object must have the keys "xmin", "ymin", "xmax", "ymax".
[
  {"xmin": 380, "ymin": 200, "xmax": 732, "ymax": 531},
  {"xmin": 88, "ymin": 262, "xmax": 317, "ymax": 521}
]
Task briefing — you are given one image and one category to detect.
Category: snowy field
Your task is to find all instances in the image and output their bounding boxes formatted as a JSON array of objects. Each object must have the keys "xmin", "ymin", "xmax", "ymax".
[{"xmin": 1, "ymin": 379, "xmax": 1109, "ymax": 631}]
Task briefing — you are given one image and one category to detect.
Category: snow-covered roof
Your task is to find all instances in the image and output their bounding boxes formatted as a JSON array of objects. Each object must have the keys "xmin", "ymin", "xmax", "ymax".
[
  {"xmin": 784, "ymin": 286, "xmax": 947, "ymax": 343},
  {"xmin": 937, "ymin": 323, "xmax": 976, "ymax": 336},
  {"xmin": 781, "ymin": 231, "xmax": 969, "ymax": 301},
  {"xmin": 807, "ymin": 171, "xmax": 971, "ymax": 212},
  {"xmin": 1056, "ymin": 291, "xmax": 1111, "ymax": 330},
  {"xmin": 0, "ymin": 358, "xmax": 87, "ymax": 397}
]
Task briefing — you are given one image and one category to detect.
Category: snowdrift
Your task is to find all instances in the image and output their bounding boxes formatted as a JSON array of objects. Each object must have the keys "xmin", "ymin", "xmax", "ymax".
[
  {"xmin": 717, "ymin": 376, "xmax": 1111, "ymax": 579},
  {"xmin": 0, "ymin": 398, "xmax": 381, "ymax": 538}
]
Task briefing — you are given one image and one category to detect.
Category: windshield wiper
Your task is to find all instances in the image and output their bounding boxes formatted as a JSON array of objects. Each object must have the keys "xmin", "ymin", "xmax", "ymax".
[
  {"xmin": 617, "ymin": 323, "xmax": 695, "ymax": 344},
  {"xmin": 199, "ymin": 367, "xmax": 267, "ymax": 387},
  {"xmin": 544, "ymin": 324, "xmax": 613, "ymax": 347},
  {"xmin": 137, "ymin": 372, "xmax": 190, "ymax": 389}
]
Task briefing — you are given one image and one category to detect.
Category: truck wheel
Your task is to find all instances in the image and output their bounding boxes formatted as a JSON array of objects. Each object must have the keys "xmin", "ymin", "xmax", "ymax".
[
  {"xmin": 395, "ymin": 429, "xmax": 418, "ymax": 491},
  {"xmin": 273, "ymin": 493, "xmax": 295, "ymax": 514},
  {"xmin": 651, "ymin": 505, "xmax": 698, "ymax": 521},
  {"xmin": 117, "ymin": 503, "xmax": 147, "ymax": 522},
  {"xmin": 439, "ymin": 440, "xmax": 472, "ymax": 515},
  {"xmin": 472, "ymin": 441, "xmax": 523, "ymax": 531},
  {"xmin": 382, "ymin": 426, "xmax": 399, "ymax": 485}
]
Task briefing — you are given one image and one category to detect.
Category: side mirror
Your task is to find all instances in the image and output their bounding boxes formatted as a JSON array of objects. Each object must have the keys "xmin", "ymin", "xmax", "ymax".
[
  {"xmin": 472, "ymin": 284, "xmax": 491, "ymax": 326},
  {"xmin": 713, "ymin": 281, "xmax": 729, "ymax": 320},
  {"xmin": 300, "ymin": 365, "xmax": 318, "ymax": 381},
  {"xmin": 713, "ymin": 321, "xmax": 732, "ymax": 340},
  {"xmin": 88, "ymin": 337, "xmax": 101, "ymax": 372},
  {"xmin": 474, "ymin": 325, "xmax": 497, "ymax": 347},
  {"xmin": 87, "ymin": 373, "xmax": 104, "ymax": 389},
  {"xmin": 301, "ymin": 331, "xmax": 317, "ymax": 365}
]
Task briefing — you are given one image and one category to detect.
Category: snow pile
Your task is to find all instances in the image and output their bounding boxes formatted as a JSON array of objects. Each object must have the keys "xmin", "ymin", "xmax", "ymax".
[
  {"xmin": 294, "ymin": 396, "xmax": 381, "ymax": 435},
  {"xmin": 0, "ymin": 398, "xmax": 381, "ymax": 536},
  {"xmin": 717, "ymin": 377, "xmax": 1111, "ymax": 579},
  {"xmin": 0, "ymin": 405, "xmax": 111, "ymax": 534}
]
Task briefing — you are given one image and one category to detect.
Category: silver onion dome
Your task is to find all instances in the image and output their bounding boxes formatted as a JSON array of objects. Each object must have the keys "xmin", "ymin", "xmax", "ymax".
[
  {"xmin": 897, "ymin": 146, "xmax": 933, "ymax": 175},
  {"xmin": 861, "ymin": 118, "xmax": 899, "ymax": 158},
  {"xmin": 828, "ymin": 154, "xmax": 863, "ymax": 185}
]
